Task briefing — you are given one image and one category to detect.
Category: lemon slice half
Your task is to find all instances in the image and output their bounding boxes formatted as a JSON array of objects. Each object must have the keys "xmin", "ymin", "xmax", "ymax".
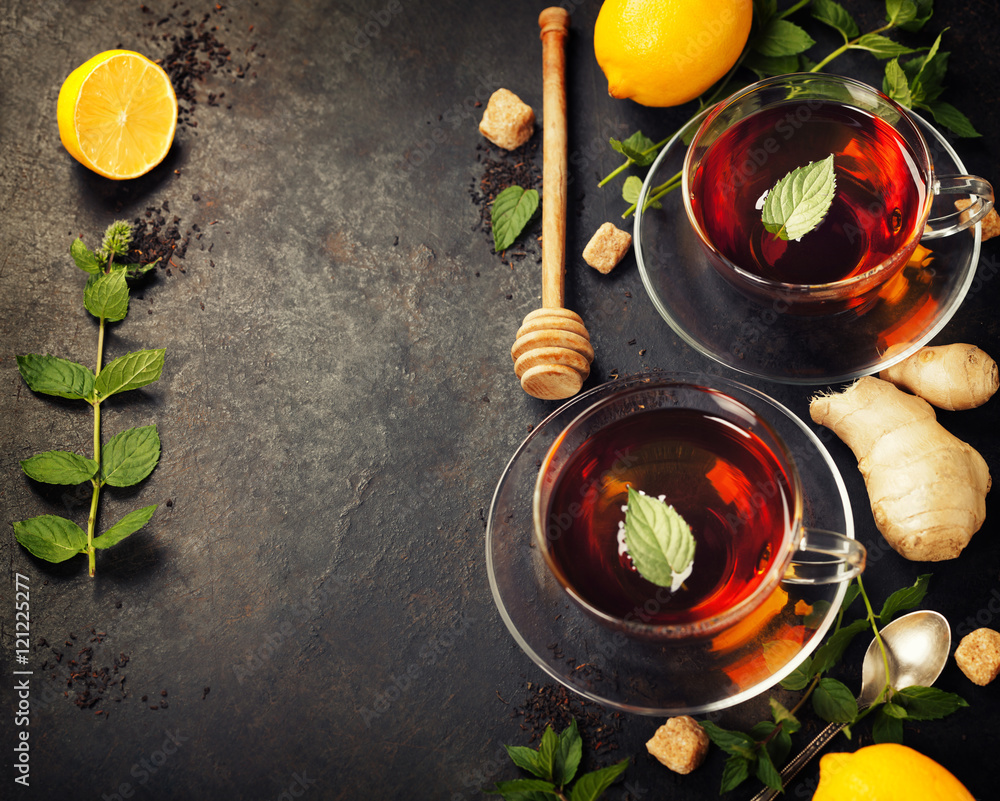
[{"xmin": 57, "ymin": 50, "xmax": 178, "ymax": 180}]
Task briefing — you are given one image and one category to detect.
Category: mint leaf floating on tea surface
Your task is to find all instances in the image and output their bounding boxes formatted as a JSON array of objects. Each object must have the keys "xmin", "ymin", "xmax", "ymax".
[
  {"xmin": 491, "ymin": 184, "xmax": 539, "ymax": 252},
  {"xmin": 622, "ymin": 486, "xmax": 695, "ymax": 591},
  {"xmin": 761, "ymin": 154, "xmax": 837, "ymax": 242}
]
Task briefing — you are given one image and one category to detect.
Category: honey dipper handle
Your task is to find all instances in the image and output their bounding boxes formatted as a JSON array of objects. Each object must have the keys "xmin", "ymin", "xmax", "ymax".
[{"xmin": 538, "ymin": 7, "xmax": 570, "ymax": 310}]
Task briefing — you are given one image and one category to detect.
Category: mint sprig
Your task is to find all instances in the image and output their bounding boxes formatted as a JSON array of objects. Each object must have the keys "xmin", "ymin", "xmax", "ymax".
[
  {"xmin": 623, "ymin": 486, "xmax": 695, "ymax": 590},
  {"xmin": 490, "ymin": 719, "xmax": 629, "ymax": 801},
  {"xmin": 13, "ymin": 221, "xmax": 164, "ymax": 576},
  {"xmin": 761, "ymin": 154, "xmax": 837, "ymax": 241},
  {"xmin": 701, "ymin": 573, "xmax": 968, "ymax": 795}
]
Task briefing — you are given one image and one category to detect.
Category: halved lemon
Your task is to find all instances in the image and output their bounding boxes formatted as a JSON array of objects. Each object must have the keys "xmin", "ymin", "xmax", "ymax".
[{"xmin": 57, "ymin": 50, "xmax": 178, "ymax": 180}]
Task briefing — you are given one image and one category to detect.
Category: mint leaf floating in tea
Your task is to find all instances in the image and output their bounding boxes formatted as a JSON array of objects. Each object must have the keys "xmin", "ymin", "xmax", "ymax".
[
  {"xmin": 491, "ymin": 184, "xmax": 539, "ymax": 252},
  {"xmin": 761, "ymin": 154, "xmax": 837, "ymax": 242},
  {"xmin": 622, "ymin": 486, "xmax": 695, "ymax": 591}
]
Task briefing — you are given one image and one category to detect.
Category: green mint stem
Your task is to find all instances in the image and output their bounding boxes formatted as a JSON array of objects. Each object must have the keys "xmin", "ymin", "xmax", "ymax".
[
  {"xmin": 778, "ymin": 0, "xmax": 811, "ymax": 19},
  {"xmin": 809, "ymin": 22, "xmax": 894, "ymax": 73},
  {"xmin": 857, "ymin": 575, "xmax": 894, "ymax": 704}
]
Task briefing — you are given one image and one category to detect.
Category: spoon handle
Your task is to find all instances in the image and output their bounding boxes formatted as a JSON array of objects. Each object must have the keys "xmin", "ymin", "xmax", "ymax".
[{"xmin": 747, "ymin": 718, "xmax": 850, "ymax": 801}]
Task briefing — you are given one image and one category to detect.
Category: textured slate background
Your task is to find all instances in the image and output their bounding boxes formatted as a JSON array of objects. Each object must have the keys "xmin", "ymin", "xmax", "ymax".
[{"xmin": 1, "ymin": 1, "xmax": 997, "ymax": 799}]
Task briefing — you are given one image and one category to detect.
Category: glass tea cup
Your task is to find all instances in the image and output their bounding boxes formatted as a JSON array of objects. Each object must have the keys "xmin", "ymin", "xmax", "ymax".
[
  {"xmin": 682, "ymin": 73, "xmax": 994, "ymax": 314},
  {"xmin": 532, "ymin": 376, "xmax": 865, "ymax": 641}
]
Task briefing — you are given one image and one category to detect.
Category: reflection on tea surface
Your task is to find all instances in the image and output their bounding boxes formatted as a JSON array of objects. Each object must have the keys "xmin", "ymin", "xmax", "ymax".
[
  {"xmin": 543, "ymin": 407, "xmax": 793, "ymax": 627},
  {"xmin": 691, "ymin": 101, "xmax": 926, "ymax": 285}
]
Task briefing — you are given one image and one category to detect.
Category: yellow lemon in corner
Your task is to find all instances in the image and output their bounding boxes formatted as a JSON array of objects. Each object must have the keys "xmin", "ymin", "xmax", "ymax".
[
  {"xmin": 57, "ymin": 50, "xmax": 178, "ymax": 180},
  {"xmin": 813, "ymin": 743, "xmax": 975, "ymax": 801},
  {"xmin": 594, "ymin": 0, "xmax": 753, "ymax": 107}
]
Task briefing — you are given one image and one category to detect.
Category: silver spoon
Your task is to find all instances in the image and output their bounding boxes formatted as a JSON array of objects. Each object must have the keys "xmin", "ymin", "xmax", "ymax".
[{"xmin": 750, "ymin": 609, "xmax": 951, "ymax": 801}]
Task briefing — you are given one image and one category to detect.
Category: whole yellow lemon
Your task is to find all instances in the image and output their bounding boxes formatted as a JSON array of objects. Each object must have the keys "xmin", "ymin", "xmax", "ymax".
[
  {"xmin": 594, "ymin": 0, "xmax": 753, "ymax": 107},
  {"xmin": 813, "ymin": 743, "xmax": 974, "ymax": 801}
]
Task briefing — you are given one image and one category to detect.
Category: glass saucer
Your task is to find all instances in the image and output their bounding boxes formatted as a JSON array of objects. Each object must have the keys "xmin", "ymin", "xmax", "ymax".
[
  {"xmin": 634, "ymin": 108, "xmax": 982, "ymax": 385},
  {"xmin": 485, "ymin": 372, "xmax": 853, "ymax": 716}
]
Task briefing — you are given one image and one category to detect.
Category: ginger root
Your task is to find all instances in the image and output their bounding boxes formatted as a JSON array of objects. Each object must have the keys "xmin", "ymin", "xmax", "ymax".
[
  {"xmin": 880, "ymin": 343, "xmax": 998, "ymax": 410},
  {"xmin": 810, "ymin": 376, "xmax": 991, "ymax": 561}
]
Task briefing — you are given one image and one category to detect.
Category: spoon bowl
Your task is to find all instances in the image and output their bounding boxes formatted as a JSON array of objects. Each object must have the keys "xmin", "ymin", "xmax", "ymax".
[{"xmin": 859, "ymin": 609, "xmax": 952, "ymax": 706}]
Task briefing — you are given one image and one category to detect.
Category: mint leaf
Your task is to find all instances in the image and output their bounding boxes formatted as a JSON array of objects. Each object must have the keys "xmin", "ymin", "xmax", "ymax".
[
  {"xmin": 925, "ymin": 101, "xmax": 980, "ymax": 138},
  {"xmin": 811, "ymin": 0, "xmax": 859, "ymax": 41},
  {"xmin": 700, "ymin": 721, "xmax": 757, "ymax": 759},
  {"xmin": 761, "ymin": 154, "xmax": 837, "ymax": 241},
  {"xmin": 491, "ymin": 186, "xmax": 539, "ymax": 252},
  {"xmin": 770, "ymin": 698, "xmax": 801, "ymax": 734},
  {"xmin": 84, "ymin": 269, "xmax": 129, "ymax": 322},
  {"xmin": 567, "ymin": 759, "xmax": 628, "ymax": 801},
  {"xmin": 852, "ymin": 33, "xmax": 922, "ymax": 59},
  {"xmin": 883, "ymin": 58, "xmax": 914, "ymax": 106},
  {"xmin": 70, "ymin": 238, "xmax": 101, "ymax": 274},
  {"xmin": 92, "ymin": 505, "xmax": 157, "ymax": 549},
  {"xmin": 885, "ymin": 0, "xmax": 918, "ymax": 27},
  {"xmin": 898, "ymin": 0, "xmax": 933, "ymax": 31},
  {"xmin": 553, "ymin": 719, "xmax": 583, "ymax": 786},
  {"xmin": 753, "ymin": 18, "xmax": 815, "ymax": 57},
  {"xmin": 102, "ymin": 425, "xmax": 161, "ymax": 487},
  {"xmin": 813, "ymin": 677, "xmax": 859, "ymax": 723},
  {"xmin": 780, "ymin": 658, "xmax": 813, "ymax": 691},
  {"xmin": 491, "ymin": 778, "xmax": 558, "ymax": 801},
  {"xmin": 17, "ymin": 353, "xmax": 95, "ymax": 401},
  {"xmin": 536, "ymin": 726, "xmax": 558, "ymax": 783},
  {"xmin": 872, "ymin": 706, "xmax": 905, "ymax": 743},
  {"xmin": 504, "ymin": 745, "xmax": 546, "ymax": 779},
  {"xmin": 744, "ymin": 51, "xmax": 802, "ymax": 79},
  {"xmin": 609, "ymin": 130, "xmax": 657, "ymax": 167},
  {"xmin": 879, "ymin": 573, "xmax": 931, "ymax": 625},
  {"xmin": 94, "ymin": 348, "xmax": 165, "ymax": 400},
  {"xmin": 895, "ymin": 686, "xmax": 969, "ymax": 720},
  {"xmin": 20, "ymin": 450, "xmax": 99, "ymax": 485},
  {"xmin": 719, "ymin": 755, "xmax": 751, "ymax": 794},
  {"xmin": 623, "ymin": 486, "xmax": 695, "ymax": 589},
  {"xmin": 881, "ymin": 701, "xmax": 909, "ymax": 719},
  {"xmin": 13, "ymin": 515, "xmax": 88, "ymax": 563},
  {"xmin": 810, "ymin": 618, "xmax": 870, "ymax": 676},
  {"xmin": 755, "ymin": 747, "xmax": 782, "ymax": 791}
]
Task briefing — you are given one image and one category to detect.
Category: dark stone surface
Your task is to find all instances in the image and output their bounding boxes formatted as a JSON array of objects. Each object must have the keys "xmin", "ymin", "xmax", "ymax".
[{"xmin": 1, "ymin": 1, "xmax": 997, "ymax": 799}]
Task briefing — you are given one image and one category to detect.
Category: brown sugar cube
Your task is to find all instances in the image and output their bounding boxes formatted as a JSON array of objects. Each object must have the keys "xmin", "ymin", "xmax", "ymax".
[
  {"xmin": 583, "ymin": 222, "xmax": 632, "ymax": 274},
  {"xmin": 955, "ymin": 627, "xmax": 1000, "ymax": 686},
  {"xmin": 478, "ymin": 89, "xmax": 535, "ymax": 151},
  {"xmin": 955, "ymin": 198, "xmax": 1000, "ymax": 241},
  {"xmin": 646, "ymin": 715, "xmax": 709, "ymax": 775}
]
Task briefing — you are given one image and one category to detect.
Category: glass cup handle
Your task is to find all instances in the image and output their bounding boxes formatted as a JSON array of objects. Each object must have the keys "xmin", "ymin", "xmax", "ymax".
[
  {"xmin": 782, "ymin": 528, "xmax": 867, "ymax": 585},
  {"xmin": 922, "ymin": 174, "xmax": 995, "ymax": 240}
]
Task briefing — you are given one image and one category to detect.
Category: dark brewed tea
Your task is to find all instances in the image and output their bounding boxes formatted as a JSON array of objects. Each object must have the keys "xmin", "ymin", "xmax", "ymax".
[
  {"xmin": 542, "ymin": 406, "xmax": 793, "ymax": 627},
  {"xmin": 690, "ymin": 101, "xmax": 927, "ymax": 285}
]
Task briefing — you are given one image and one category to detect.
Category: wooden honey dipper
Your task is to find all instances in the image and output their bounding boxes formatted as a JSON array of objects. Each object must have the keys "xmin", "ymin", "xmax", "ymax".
[{"xmin": 510, "ymin": 7, "xmax": 594, "ymax": 401}]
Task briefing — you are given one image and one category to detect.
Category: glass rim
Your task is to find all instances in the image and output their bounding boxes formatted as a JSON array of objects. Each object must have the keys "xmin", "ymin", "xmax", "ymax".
[
  {"xmin": 530, "ymin": 376, "xmax": 807, "ymax": 641},
  {"xmin": 681, "ymin": 72, "xmax": 936, "ymax": 295}
]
